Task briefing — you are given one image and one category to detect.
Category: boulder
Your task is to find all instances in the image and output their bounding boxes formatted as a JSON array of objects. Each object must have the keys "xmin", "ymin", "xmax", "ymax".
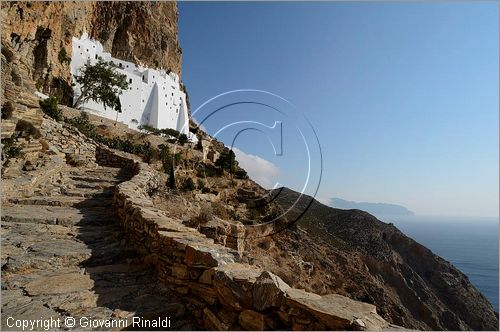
[{"xmin": 252, "ymin": 271, "xmax": 290, "ymax": 311}]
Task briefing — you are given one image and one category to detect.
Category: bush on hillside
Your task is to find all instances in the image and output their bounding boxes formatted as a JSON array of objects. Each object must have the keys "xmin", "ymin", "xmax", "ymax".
[
  {"xmin": 182, "ymin": 177, "xmax": 196, "ymax": 191},
  {"xmin": 1, "ymin": 138, "xmax": 23, "ymax": 161},
  {"xmin": 65, "ymin": 112, "xmax": 153, "ymax": 162},
  {"xmin": 40, "ymin": 96, "xmax": 63, "ymax": 121}
]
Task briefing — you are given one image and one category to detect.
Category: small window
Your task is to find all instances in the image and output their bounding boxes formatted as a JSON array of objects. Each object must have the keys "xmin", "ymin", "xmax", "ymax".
[
  {"xmin": 86, "ymin": 49, "xmax": 89, "ymax": 52},
  {"xmin": 95, "ymin": 54, "xmax": 98, "ymax": 59},
  {"xmin": 119, "ymin": 63, "xmax": 123, "ymax": 68},
  {"xmin": 78, "ymin": 45, "xmax": 80, "ymax": 48},
  {"xmin": 129, "ymin": 78, "xmax": 132, "ymax": 84}
]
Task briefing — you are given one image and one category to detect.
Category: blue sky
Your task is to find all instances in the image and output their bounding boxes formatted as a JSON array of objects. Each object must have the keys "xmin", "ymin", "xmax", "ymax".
[{"xmin": 179, "ymin": 2, "xmax": 498, "ymax": 218}]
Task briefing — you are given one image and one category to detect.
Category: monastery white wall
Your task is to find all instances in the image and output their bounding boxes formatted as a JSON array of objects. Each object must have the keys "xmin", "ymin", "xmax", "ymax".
[{"xmin": 70, "ymin": 33, "xmax": 193, "ymax": 140}]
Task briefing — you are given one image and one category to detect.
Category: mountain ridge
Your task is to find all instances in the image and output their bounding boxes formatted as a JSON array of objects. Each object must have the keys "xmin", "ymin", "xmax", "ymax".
[
  {"xmin": 247, "ymin": 187, "xmax": 498, "ymax": 330},
  {"xmin": 330, "ymin": 197, "xmax": 414, "ymax": 217}
]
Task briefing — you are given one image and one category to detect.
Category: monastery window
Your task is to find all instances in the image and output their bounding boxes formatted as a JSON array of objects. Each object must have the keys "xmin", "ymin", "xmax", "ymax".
[
  {"xmin": 129, "ymin": 78, "xmax": 132, "ymax": 84},
  {"xmin": 95, "ymin": 54, "xmax": 98, "ymax": 59},
  {"xmin": 119, "ymin": 63, "xmax": 123, "ymax": 68},
  {"xmin": 78, "ymin": 45, "xmax": 80, "ymax": 48},
  {"xmin": 86, "ymin": 49, "xmax": 89, "ymax": 52}
]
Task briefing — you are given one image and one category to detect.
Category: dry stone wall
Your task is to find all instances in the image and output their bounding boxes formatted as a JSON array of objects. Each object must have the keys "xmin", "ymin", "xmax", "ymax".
[
  {"xmin": 106, "ymin": 149, "xmax": 399, "ymax": 331},
  {"xmin": 39, "ymin": 115, "xmax": 96, "ymax": 166}
]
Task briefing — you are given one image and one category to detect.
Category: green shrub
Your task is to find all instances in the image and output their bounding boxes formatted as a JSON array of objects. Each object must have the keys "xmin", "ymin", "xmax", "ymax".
[
  {"xmin": 158, "ymin": 144, "xmax": 171, "ymax": 172},
  {"xmin": 1, "ymin": 138, "xmax": 23, "ymax": 161},
  {"xmin": 196, "ymin": 138, "xmax": 203, "ymax": 150},
  {"xmin": 197, "ymin": 179, "xmax": 206, "ymax": 190},
  {"xmin": 201, "ymin": 187, "xmax": 210, "ymax": 194},
  {"xmin": 234, "ymin": 168, "xmax": 248, "ymax": 179},
  {"xmin": 39, "ymin": 96, "xmax": 62, "ymax": 121},
  {"xmin": 182, "ymin": 177, "xmax": 196, "ymax": 191},
  {"xmin": 138, "ymin": 124, "xmax": 161, "ymax": 135},
  {"xmin": 215, "ymin": 149, "xmax": 238, "ymax": 173},
  {"xmin": 65, "ymin": 112, "xmax": 154, "ymax": 161},
  {"xmin": 58, "ymin": 48, "xmax": 71, "ymax": 64},
  {"xmin": 174, "ymin": 152, "xmax": 182, "ymax": 165},
  {"xmin": 139, "ymin": 125, "xmax": 189, "ymax": 145},
  {"xmin": 35, "ymin": 79, "xmax": 44, "ymax": 91},
  {"xmin": 178, "ymin": 133, "xmax": 188, "ymax": 146},
  {"xmin": 99, "ymin": 30, "xmax": 110, "ymax": 42}
]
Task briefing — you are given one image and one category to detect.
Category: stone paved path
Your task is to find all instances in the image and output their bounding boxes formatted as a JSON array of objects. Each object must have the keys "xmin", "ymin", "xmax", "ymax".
[{"xmin": 1, "ymin": 166, "xmax": 199, "ymax": 330}]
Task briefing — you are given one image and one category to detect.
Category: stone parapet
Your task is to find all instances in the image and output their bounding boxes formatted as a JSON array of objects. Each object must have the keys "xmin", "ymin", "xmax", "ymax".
[{"xmin": 107, "ymin": 148, "xmax": 400, "ymax": 331}]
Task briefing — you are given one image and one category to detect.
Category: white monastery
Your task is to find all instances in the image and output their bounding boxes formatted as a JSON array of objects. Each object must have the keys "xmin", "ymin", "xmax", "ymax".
[{"xmin": 70, "ymin": 33, "xmax": 195, "ymax": 141}]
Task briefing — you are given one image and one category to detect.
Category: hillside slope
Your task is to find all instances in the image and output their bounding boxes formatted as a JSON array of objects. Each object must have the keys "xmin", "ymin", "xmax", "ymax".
[{"xmin": 244, "ymin": 188, "xmax": 498, "ymax": 330}]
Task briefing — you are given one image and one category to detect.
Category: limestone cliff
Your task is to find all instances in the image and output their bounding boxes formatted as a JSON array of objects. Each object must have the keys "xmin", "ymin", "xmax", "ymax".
[{"xmin": 1, "ymin": 1, "xmax": 182, "ymax": 107}]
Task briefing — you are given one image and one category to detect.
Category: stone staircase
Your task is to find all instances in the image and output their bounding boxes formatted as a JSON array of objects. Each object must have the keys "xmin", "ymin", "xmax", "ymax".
[
  {"xmin": 14, "ymin": 106, "xmax": 44, "ymax": 127},
  {"xmin": 18, "ymin": 139, "xmax": 43, "ymax": 154},
  {"xmin": 1, "ymin": 165, "xmax": 199, "ymax": 330}
]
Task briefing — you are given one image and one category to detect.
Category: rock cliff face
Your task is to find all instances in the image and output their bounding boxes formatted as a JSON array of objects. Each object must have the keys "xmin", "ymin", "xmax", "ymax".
[{"xmin": 1, "ymin": 1, "xmax": 182, "ymax": 106}]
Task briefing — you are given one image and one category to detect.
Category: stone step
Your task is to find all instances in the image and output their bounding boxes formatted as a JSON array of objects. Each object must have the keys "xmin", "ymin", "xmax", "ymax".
[
  {"xmin": 21, "ymin": 141, "xmax": 43, "ymax": 153},
  {"xmin": 69, "ymin": 174, "xmax": 122, "ymax": 184},
  {"xmin": 72, "ymin": 182, "xmax": 112, "ymax": 190},
  {"xmin": 1, "ymin": 120, "xmax": 16, "ymax": 139},
  {"xmin": 16, "ymin": 109, "xmax": 44, "ymax": 126},
  {"xmin": 8, "ymin": 195, "xmax": 112, "ymax": 208},
  {"xmin": 69, "ymin": 167, "xmax": 127, "ymax": 182},
  {"xmin": 1, "ymin": 205, "xmax": 115, "ymax": 226},
  {"xmin": 62, "ymin": 188, "xmax": 113, "ymax": 198}
]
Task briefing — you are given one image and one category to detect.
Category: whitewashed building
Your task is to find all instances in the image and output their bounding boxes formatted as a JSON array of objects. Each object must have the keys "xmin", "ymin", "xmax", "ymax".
[{"xmin": 70, "ymin": 33, "xmax": 194, "ymax": 140}]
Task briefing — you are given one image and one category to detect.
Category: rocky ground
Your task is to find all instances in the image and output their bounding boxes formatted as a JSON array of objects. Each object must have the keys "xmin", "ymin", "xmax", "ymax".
[
  {"xmin": 243, "ymin": 188, "xmax": 499, "ymax": 331},
  {"xmin": 1, "ymin": 164, "xmax": 199, "ymax": 330}
]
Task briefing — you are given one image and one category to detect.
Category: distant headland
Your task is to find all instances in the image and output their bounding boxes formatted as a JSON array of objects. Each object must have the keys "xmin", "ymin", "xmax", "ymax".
[{"xmin": 329, "ymin": 198, "xmax": 415, "ymax": 217}]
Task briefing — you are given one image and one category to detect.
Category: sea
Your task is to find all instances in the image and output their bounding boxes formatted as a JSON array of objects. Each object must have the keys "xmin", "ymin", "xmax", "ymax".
[{"xmin": 383, "ymin": 215, "xmax": 499, "ymax": 311}]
